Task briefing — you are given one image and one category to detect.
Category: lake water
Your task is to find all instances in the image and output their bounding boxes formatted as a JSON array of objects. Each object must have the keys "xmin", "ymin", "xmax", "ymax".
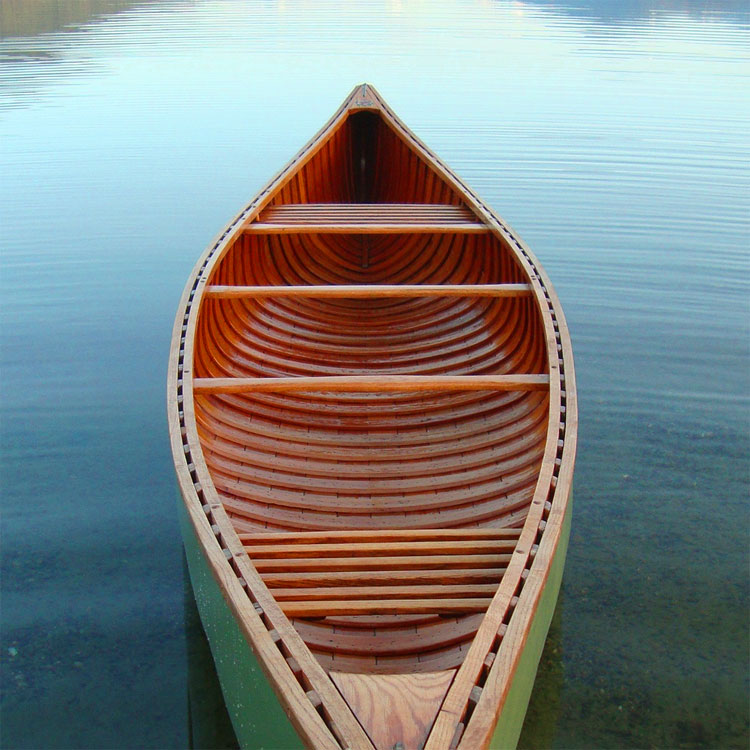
[{"xmin": 1, "ymin": 1, "xmax": 748, "ymax": 748}]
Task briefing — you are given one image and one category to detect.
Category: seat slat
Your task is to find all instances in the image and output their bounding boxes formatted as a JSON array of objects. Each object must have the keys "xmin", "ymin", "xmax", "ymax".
[
  {"xmin": 246, "ymin": 526, "xmax": 515, "ymax": 618},
  {"xmin": 252, "ymin": 554, "xmax": 512, "ymax": 572},
  {"xmin": 259, "ymin": 569, "xmax": 507, "ymax": 587},
  {"xmin": 244, "ymin": 540, "xmax": 516, "ymax": 559}
]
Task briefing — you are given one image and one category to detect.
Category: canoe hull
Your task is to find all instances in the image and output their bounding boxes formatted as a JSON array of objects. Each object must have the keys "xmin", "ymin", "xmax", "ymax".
[
  {"xmin": 178, "ymin": 493, "xmax": 302, "ymax": 749},
  {"xmin": 179, "ymin": 486, "xmax": 572, "ymax": 748},
  {"xmin": 168, "ymin": 83, "xmax": 578, "ymax": 750},
  {"xmin": 489, "ymin": 494, "xmax": 572, "ymax": 749}
]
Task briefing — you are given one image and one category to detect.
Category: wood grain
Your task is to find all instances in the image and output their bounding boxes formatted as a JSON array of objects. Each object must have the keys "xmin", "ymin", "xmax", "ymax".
[
  {"xmin": 245, "ymin": 222, "xmax": 489, "ymax": 234},
  {"xmin": 205, "ymin": 283, "xmax": 532, "ymax": 298},
  {"xmin": 331, "ymin": 670, "xmax": 457, "ymax": 750},
  {"xmin": 193, "ymin": 374, "xmax": 550, "ymax": 393},
  {"xmin": 168, "ymin": 82, "xmax": 576, "ymax": 749}
]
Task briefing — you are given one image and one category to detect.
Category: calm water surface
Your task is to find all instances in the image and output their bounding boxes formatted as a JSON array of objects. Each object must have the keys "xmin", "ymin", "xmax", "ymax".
[{"xmin": 1, "ymin": 2, "xmax": 748, "ymax": 748}]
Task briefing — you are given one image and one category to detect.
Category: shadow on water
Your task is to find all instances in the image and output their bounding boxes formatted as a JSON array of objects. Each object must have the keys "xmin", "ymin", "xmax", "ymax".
[{"xmin": 184, "ymin": 554, "xmax": 239, "ymax": 750}]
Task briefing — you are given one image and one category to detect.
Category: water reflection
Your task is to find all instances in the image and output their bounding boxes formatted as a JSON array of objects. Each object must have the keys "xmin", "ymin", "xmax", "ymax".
[
  {"xmin": 0, "ymin": 0, "xmax": 161, "ymax": 39},
  {"xmin": 521, "ymin": 0, "xmax": 750, "ymax": 27},
  {"xmin": 1, "ymin": 0, "xmax": 748, "ymax": 748}
]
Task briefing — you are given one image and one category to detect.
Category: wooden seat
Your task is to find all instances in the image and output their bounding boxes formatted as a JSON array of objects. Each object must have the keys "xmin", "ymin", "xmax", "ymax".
[
  {"xmin": 241, "ymin": 528, "xmax": 518, "ymax": 617},
  {"xmin": 243, "ymin": 203, "xmax": 490, "ymax": 234}
]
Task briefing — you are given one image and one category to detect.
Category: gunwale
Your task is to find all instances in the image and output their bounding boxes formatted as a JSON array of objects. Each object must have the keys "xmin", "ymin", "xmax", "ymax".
[{"xmin": 168, "ymin": 84, "xmax": 577, "ymax": 749}]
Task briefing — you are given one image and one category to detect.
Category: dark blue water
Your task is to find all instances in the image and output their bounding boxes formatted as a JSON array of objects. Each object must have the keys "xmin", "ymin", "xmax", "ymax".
[{"xmin": 1, "ymin": 2, "xmax": 748, "ymax": 747}]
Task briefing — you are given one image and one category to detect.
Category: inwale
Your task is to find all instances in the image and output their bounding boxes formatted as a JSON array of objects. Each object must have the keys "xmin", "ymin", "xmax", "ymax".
[{"xmin": 168, "ymin": 83, "xmax": 577, "ymax": 749}]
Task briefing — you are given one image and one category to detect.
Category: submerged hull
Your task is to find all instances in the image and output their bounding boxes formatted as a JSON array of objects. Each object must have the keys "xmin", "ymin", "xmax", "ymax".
[{"xmin": 168, "ymin": 84, "xmax": 577, "ymax": 749}]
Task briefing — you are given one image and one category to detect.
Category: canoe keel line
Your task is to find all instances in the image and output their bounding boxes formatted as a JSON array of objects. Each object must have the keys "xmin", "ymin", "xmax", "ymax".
[{"xmin": 168, "ymin": 84, "xmax": 577, "ymax": 749}]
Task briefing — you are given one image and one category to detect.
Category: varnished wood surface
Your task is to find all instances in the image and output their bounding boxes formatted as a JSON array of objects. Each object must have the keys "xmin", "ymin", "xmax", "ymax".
[
  {"xmin": 331, "ymin": 670, "xmax": 457, "ymax": 750},
  {"xmin": 255, "ymin": 203, "xmax": 480, "ymax": 223},
  {"xmin": 245, "ymin": 222, "xmax": 489, "ymax": 234},
  {"xmin": 168, "ymin": 83, "xmax": 577, "ymax": 749},
  {"xmin": 193, "ymin": 374, "xmax": 550, "ymax": 393},
  {"xmin": 205, "ymin": 283, "xmax": 532, "ymax": 298},
  {"xmin": 246, "ymin": 203, "xmax": 487, "ymax": 233}
]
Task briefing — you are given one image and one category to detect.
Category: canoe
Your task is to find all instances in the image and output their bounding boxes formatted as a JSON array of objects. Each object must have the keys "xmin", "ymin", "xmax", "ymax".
[{"xmin": 168, "ymin": 83, "xmax": 577, "ymax": 750}]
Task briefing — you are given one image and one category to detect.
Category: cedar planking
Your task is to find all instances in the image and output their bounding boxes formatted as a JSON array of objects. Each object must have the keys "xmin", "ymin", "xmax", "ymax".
[{"xmin": 168, "ymin": 84, "xmax": 577, "ymax": 749}]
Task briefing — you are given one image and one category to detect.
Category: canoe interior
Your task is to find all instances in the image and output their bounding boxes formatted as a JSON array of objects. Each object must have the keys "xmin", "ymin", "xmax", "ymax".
[
  {"xmin": 171, "ymin": 84, "xmax": 577, "ymax": 749},
  {"xmin": 190, "ymin": 107, "xmax": 549, "ymax": 678}
]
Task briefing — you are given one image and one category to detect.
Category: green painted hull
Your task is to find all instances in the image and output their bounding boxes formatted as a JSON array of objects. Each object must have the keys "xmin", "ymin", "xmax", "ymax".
[
  {"xmin": 489, "ymin": 496, "xmax": 573, "ymax": 749},
  {"xmin": 179, "ymin": 493, "xmax": 571, "ymax": 749},
  {"xmin": 178, "ymin": 496, "xmax": 303, "ymax": 750}
]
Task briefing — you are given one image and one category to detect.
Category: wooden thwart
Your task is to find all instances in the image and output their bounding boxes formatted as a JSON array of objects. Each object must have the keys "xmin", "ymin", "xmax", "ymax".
[
  {"xmin": 193, "ymin": 374, "xmax": 550, "ymax": 394},
  {"xmin": 205, "ymin": 284, "xmax": 532, "ymax": 298}
]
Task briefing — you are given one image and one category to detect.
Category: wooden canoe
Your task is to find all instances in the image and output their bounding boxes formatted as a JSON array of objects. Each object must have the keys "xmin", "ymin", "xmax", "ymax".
[{"xmin": 168, "ymin": 84, "xmax": 577, "ymax": 749}]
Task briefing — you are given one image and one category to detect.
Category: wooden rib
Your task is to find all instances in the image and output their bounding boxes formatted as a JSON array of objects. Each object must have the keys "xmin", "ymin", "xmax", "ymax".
[
  {"xmin": 205, "ymin": 283, "xmax": 532, "ymax": 298},
  {"xmin": 200, "ymin": 393, "xmax": 547, "ymax": 451},
  {"xmin": 211, "ymin": 461, "xmax": 540, "ymax": 505},
  {"xmin": 293, "ymin": 613, "xmax": 485, "ymax": 658},
  {"xmin": 204, "ymin": 425, "xmax": 544, "ymax": 483},
  {"xmin": 280, "ymin": 599, "xmax": 493, "ymax": 617},
  {"xmin": 316, "ymin": 648, "xmax": 464, "ymax": 674},
  {"xmin": 271, "ymin": 585, "xmax": 498, "ymax": 601},
  {"xmin": 193, "ymin": 374, "xmax": 550, "ymax": 394}
]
